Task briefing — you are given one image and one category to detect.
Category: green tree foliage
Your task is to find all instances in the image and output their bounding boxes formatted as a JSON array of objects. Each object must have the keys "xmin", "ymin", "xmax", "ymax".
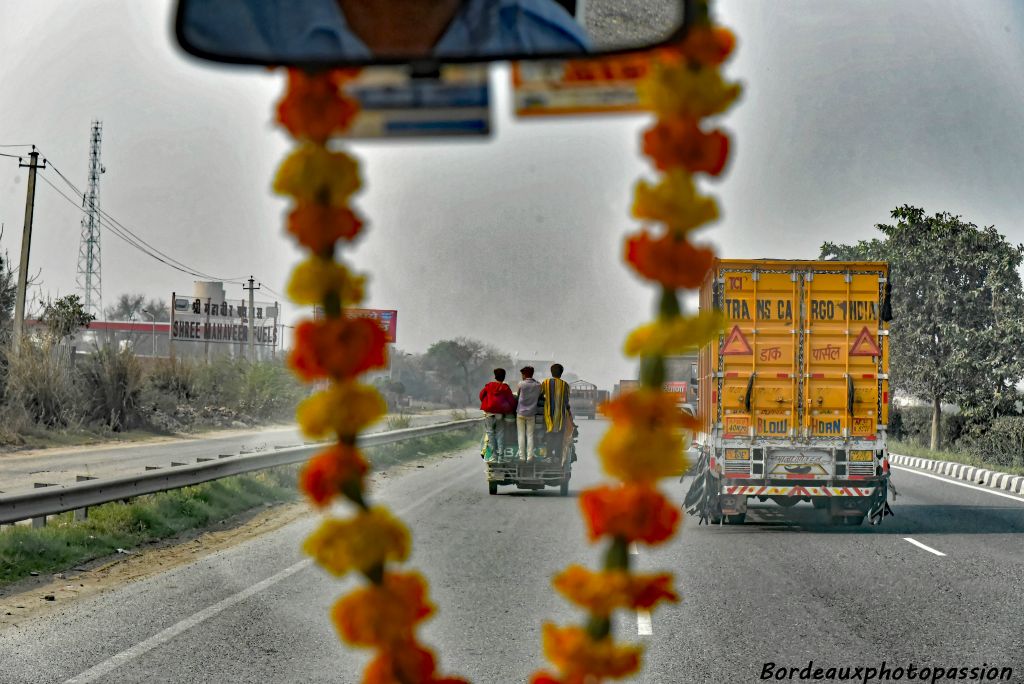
[
  {"xmin": 42, "ymin": 294, "xmax": 94, "ymax": 340},
  {"xmin": 105, "ymin": 293, "xmax": 168, "ymax": 322},
  {"xmin": 821, "ymin": 205, "xmax": 1024, "ymax": 448},
  {"xmin": 423, "ymin": 337, "xmax": 513, "ymax": 406}
]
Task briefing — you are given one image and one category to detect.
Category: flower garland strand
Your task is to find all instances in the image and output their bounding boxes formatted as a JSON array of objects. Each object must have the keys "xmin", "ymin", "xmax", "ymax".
[
  {"xmin": 532, "ymin": 3, "xmax": 739, "ymax": 682},
  {"xmin": 274, "ymin": 68, "xmax": 467, "ymax": 684}
]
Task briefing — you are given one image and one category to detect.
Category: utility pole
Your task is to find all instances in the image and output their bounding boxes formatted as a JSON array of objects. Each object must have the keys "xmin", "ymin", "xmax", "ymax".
[
  {"xmin": 13, "ymin": 147, "xmax": 45, "ymax": 353},
  {"xmin": 243, "ymin": 276, "xmax": 260, "ymax": 362}
]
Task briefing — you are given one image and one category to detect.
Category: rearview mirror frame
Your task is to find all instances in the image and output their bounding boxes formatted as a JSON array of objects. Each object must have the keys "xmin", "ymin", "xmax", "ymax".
[{"xmin": 173, "ymin": 0, "xmax": 688, "ymax": 70}]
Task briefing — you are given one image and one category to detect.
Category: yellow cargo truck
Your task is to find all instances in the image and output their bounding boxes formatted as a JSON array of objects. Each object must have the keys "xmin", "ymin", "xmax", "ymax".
[{"xmin": 684, "ymin": 259, "xmax": 895, "ymax": 526}]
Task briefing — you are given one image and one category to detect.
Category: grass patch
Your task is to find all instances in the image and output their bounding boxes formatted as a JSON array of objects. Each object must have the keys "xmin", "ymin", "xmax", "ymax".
[
  {"xmin": 385, "ymin": 414, "xmax": 412, "ymax": 430},
  {"xmin": 0, "ymin": 426, "xmax": 480, "ymax": 586},
  {"xmin": 889, "ymin": 440, "xmax": 1024, "ymax": 477}
]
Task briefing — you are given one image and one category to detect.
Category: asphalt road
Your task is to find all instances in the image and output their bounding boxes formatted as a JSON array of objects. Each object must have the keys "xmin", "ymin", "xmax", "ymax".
[
  {"xmin": 0, "ymin": 411, "xmax": 456, "ymax": 494},
  {"xmin": 2, "ymin": 421, "xmax": 1023, "ymax": 683}
]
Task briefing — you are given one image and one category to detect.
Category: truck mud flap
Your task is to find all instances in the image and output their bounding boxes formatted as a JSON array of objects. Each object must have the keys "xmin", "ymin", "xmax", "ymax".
[
  {"xmin": 683, "ymin": 451, "xmax": 720, "ymax": 525},
  {"xmin": 867, "ymin": 475, "xmax": 896, "ymax": 525}
]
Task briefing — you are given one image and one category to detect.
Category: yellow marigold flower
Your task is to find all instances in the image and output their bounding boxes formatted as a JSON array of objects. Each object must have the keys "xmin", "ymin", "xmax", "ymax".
[
  {"xmin": 287, "ymin": 257, "xmax": 366, "ymax": 306},
  {"xmin": 638, "ymin": 62, "xmax": 742, "ymax": 120},
  {"xmin": 598, "ymin": 422, "xmax": 687, "ymax": 482},
  {"xmin": 303, "ymin": 507, "xmax": 410, "ymax": 576},
  {"xmin": 273, "ymin": 143, "xmax": 361, "ymax": 206},
  {"xmin": 623, "ymin": 311, "xmax": 723, "ymax": 357},
  {"xmin": 553, "ymin": 565, "xmax": 679, "ymax": 616},
  {"xmin": 541, "ymin": 623, "xmax": 641, "ymax": 680},
  {"xmin": 297, "ymin": 382, "xmax": 386, "ymax": 439},
  {"xmin": 632, "ymin": 169, "xmax": 718, "ymax": 234}
]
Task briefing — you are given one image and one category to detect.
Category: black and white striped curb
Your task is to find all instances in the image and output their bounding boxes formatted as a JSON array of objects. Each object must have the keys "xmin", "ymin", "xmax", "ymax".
[{"xmin": 889, "ymin": 453, "xmax": 1024, "ymax": 495}]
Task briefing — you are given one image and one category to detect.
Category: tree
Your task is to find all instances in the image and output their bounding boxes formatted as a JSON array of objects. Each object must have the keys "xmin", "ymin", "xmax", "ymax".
[
  {"xmin": 145, "ymin": 298, "xmax": 171, "ymax": 322},
  {"xmin": 0, "ymin": 250, "xmax": 16, "ymax": 336},
  {"xmin": 821, "ymin": 206, "xmax": 1024, "ymax": 449},
  {"xmin": 105, "ymin": 293, "xmax": 146, "ymax": 321},
  {"xmin": 424, "ymin": 337, "xmax": 513, "ymax": 406},
  {"xmin": 42, "ymin": 294, "xmax": 94, "ymax": 340}
]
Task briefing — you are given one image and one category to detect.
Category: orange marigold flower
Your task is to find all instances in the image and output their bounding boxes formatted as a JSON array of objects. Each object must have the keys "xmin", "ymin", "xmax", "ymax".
[
  {"xmin": 625, "ymin": 230, "xmax": 715, "ymax": 290},
  {"xmin": 579, "ymin": 484, "xmax": 680, "ymax": 544},
  {"xmin": 332, "ymin": 572, "xmax": 434, "ymax": 647},
  {"xmin": 364, "ymin": 642, "xmax": 436, "ymax": 684},
  {"xmin": 529, "ymin": 673, "xmax": 563, "ymax": 684},
  {"xmin": 277, "ymin": 69, "xmax": 360, "ymax": 143},
  {"xmin": 553, "ymin": 565, "xmax": 679, "ymax": 616},
  {"xmin": 289, "ymin": 320, "xmax": 327, "ymax": 381},
  {"xmin": 541, "ymin": 624, "xmax": 641, "ymax": 681},
  {"xmin": 659, "ymin": 26, "xmax": 736, "ymax": 66},
  {"xmin": 296, "ymin": 382, "xmax": 386, "ymax": 439},
  {"xmin": 288, "ymin": 318, "xmax": 387, "ymax": 381},
  {"xmin": 638, "ymin": 61, "xmax": 742, "ymax": 120},
  {"xmin": 287, "ymin": 204, "xmax": 365, "ymax": 253},
  {"xmin": 303, "ymin": 507, "xmax": 410, "ymax": 576},
  {"xmin": 642, "ymin": 119, "xmax": 730, "ymax": 175},
  {"xmin": 299, "ymin": 444, "xmax": 368, "ymax": 507},
  {"xmin": 599, "ymin": 389, "xmax": 687, "ymax": 428}
]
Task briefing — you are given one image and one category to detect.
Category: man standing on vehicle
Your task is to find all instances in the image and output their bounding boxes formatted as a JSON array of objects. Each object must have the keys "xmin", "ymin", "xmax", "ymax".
[
  {"xmin": 541, "ymin": 363, "xmax": 574, "ymax": 462},
  {"xmin": 479, "ymin": 368, "xmax": 516, "ymax": 461},
  {"xmin": 515, "ymin": 366, "xmax": 542, "ymax": 463}
]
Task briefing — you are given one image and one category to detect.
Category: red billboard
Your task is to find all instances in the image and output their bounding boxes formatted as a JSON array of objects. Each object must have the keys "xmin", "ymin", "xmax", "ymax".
[{"xmin": 345, "ymin": 309, "xmax": 398, "ymax": 344}]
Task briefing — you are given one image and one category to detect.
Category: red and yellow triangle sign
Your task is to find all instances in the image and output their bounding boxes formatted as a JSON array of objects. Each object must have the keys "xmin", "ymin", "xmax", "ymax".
[
  {"xmin": 720, "ymin": 325, "xmax": 753, "ymax": 356},
  {"xmin": 850, "ymin": 326, "xmax": 882, "ymax": 356}
]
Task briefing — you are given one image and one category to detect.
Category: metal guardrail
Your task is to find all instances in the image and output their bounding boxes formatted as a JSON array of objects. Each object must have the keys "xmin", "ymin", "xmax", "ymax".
[{"xmin": 0, "ymin": 418, "xmax": 482, "ymax": 526}]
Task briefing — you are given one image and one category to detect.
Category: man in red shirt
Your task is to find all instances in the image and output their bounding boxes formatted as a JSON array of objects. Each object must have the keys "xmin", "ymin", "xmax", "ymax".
[{"xmin": 479, "ymin": 368, "xmax": 516, "ymax": 461}]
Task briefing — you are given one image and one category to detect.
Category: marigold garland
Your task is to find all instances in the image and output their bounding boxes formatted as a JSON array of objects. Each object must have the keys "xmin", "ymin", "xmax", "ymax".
[
  {"xmin": 533, "ymin": 3, "xmax": 739, "ymax": 682},
  {"xmin": 275, "ymin": 68, "xmax": 465, "ymax": 684}
]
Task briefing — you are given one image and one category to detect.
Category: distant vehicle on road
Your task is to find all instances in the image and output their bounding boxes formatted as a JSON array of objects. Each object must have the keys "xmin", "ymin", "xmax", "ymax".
[
  {"xmin": 483, "ymin": 407, "xmax": 577, "ymax": 497},
  {"xmin": 568, "ymin": 379, "xmax": 599, "ymax": 419},
  {"xmin": 685, "ymin": 259, "xmax": 894, "ymax": 526}
]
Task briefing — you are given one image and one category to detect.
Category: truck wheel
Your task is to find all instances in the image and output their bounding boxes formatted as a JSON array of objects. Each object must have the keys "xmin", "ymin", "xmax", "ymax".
[
  {"xmin": 560, "ymin": 479, "xmax": 569, "ymax": 497},
  {"xmin": 726, "ymin": 513, "xmax": 746, "ymax": 524},
  {"xmin": 842, "ymin": 514, "xmax": 865, "ymax": 527},
  {"xmin": 489, "ymin": 482, "xmax": 498, "ymax": 496},
  {"xmin": 771, "ymin": 497, "xmax": 800, "ymax": 508}
]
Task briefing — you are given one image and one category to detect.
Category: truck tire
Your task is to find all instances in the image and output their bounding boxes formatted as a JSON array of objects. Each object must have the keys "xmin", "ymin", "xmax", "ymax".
[
  {"xmin": 771, "ymin": 496, "xmax": 800, "ymax": 508},
  {"xmin": 726, "ymin": 513, "xmax": 746, "ymax": 524},
  {"xmin": 842, "ymin": 514, "xmax": 865, "ymax": 527},
  {"xmin": 489, "ymin": 482, "xmax": 498, "ymax": 496},
  {"xmin": 560, "ymin": 479, "xmax": 569, "ymax": 497}
]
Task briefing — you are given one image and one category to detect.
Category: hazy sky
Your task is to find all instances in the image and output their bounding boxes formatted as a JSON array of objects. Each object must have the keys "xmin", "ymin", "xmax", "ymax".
[{"xmin": 1, "ymin": 1, "xmax": 1023, "ymax": 389}]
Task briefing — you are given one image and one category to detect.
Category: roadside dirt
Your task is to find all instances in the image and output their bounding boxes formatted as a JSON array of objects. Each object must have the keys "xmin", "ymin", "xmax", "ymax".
[{"xmin": 0, "ymin": 451, "xmax": 461, "ymax": 629}]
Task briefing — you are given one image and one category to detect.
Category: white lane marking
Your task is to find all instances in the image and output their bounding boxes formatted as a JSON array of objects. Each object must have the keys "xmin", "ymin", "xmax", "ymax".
[
  {"xmin": 637, "ymin": 609, "xmax": 653, "ymax": 636},
  {"xmin": 891, "ymin": 465, "xmax": 1024, "ymax": 504},
  {"xmin": 628, "ymin": 542, "xmax": 639, "ymax": 555},
  {"xmin": 903, "ymin": 537, "xmax": 947, "ymax": 557},
  {"xmin": 65, "ymin": 465, "xmax": 479, "ymax": 684}
]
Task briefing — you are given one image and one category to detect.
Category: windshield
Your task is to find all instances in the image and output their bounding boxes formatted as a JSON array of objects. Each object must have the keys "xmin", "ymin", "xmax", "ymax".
[{"xmin": 1, "ymin": 2, "xmax": 1023, "ymax": 683}]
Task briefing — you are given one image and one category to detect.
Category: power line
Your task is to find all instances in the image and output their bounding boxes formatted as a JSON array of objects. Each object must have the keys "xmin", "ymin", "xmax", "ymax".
[
  {"xmin": 38, "ymin": 170, "xmax": 277, "ymax": 291},
  {"xmin": 37, "ymin": 173, "xmax": 242, "ymax": 281},
  {"xmin": 0, "ymin": 144, "xmax": 33, "ymax": 148},
  {"xmin": 0, "ymin": 152, "xmax": 25, "ymax": 159}
]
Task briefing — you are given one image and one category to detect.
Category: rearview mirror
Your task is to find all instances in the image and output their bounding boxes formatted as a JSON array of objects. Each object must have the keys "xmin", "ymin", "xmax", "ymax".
[{"xmin": 175, "ymin": 1, "xmax": 686, "ymax": 68}]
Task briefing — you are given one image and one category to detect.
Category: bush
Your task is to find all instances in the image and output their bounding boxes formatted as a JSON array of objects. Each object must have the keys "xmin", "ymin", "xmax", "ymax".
[
  {"xmin": 145, "ymin": 358, "xmax": 195, "ymax": 403},
  {"xmin": 960, "ymin": 416, "xmax": 1024, "ymax": 470},
  {"xmin": 889, "ymin": 405, "xmax": 964, "ymax": 448},
  {"xmin": 76, "ymin": 346, "xmax": 144, "ymax": 431},
  {"xmin": 191, "ymin": 358, "xmax": 245, "ymax": 408},
  {"xmin": 3, "ymin": 339, "xmax": 76, "ymax": 427},
  {"xmin": 237, "ymin": 361, "xmax": 305, "ymax": 420}
]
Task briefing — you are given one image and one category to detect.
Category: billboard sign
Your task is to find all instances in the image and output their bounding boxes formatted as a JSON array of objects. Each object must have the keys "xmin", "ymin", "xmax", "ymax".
[
  {"xmin": 171, "ymin": 295, "xmax": 278, "ymax": 346},
  {"xmin": 312, "ymin": 307, "xmax": 398, "ymax": 344},
  {"xmin": 512, "ymin": 54, "xmax": 651, "ymax": 118}
]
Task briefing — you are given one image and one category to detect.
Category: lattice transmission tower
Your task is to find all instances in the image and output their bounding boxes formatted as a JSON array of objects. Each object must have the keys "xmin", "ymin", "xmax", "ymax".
[{"xmin": 77, "ymin": 119, "xmax": 105, "ymax": 318}]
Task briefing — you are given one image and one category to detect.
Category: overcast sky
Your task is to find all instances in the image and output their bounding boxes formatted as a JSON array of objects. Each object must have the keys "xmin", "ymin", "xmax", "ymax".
[{"xmin": 1, "ymin": 1, "xmax": 1023, "ymax": 389}]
